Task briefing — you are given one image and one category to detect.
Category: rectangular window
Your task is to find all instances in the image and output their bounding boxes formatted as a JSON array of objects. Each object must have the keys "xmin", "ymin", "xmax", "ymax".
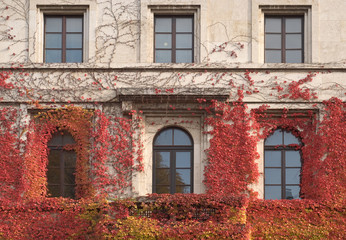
[
  {"xmin": 154, "ymin": 15, "xmax": 194, "ymax": 63},
  {"xmin": 44, "ymin": 15, "xmax": 83, "ymax": 63},
  {"xmin": 265, "ymin": 16, "xmax": 304, "ymax": 63}
]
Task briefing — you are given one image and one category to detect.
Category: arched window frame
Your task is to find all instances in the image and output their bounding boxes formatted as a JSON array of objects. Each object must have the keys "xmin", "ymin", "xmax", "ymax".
[
  {"xmin": 47, "ymin": 131, "xmax": 77, "ymax": 198},
  {"xmin": 264, "ymin": 128, "xmax": 303, "ymax": 200},
  {"xmin": 152, "ymin": 127, "xmax": 194, "ymax": 194}
]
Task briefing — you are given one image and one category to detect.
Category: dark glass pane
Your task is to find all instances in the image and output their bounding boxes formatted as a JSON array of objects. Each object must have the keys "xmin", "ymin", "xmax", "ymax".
[
  {"xmin": 64, "ymin": 185, "xmax": 76, "ymax": 198},
  {"xmin": 64, "ymin": 168, "xmax": 75, "ymax": 185},
  {"xmin": 176, "ymin": 169, "xmax": 190, "ymax": 185},
  {"xmin": 285, "ymin": 151, "xmax": 301, "ymax": 167},
  {"xmin": 66, "ymin": 50, "xmax": 83, "ymax": 63},
  {"xmin": 154, "ymin": 129, "xmax": 173, "ymax": 145},
  {"xmin": 64, "ymin": 151, "xmax": 76, "ymax": 167},
  {"xmin": 155, "ymin": 34, "xmax": 172, "ymax": 48},
  {"xmin": 48, "ymin": 133, "xmax": 63, "ymax": 146},
  {"xmin": 176, "ymin": 34, "xmax": 193, "ymax": 48},
  {"xmin": 66, "ymin": 18, "xmax": 83, "ymax": 32},
  {"xmin": 155, "ymin": 152, "xmax": 170, "ymax": 168},
  {"xmin": 265, "ymin": 129, "xmax": 283, "ymax": 145},
  {"xmin": 62, "ymin": 133, "xmax": 76, "ymax": 145},
  {"xmin": 155, "ymin": 50, "xmax": 172, "ymax": 63},
  {"xmin": 265, "ymin": 168, "xmax": 281, "ymax": 184},
  {"xmin": 265, "ymin": 50, "xmax": 281, "ymax": 63},
  {"xmin": 176, "ymin": 152, "xmax": 191, "ymax": 168},
  {"xmin": 47, "ymin": 150, "xmax": 60, "ymax": 166},
  {"xmin": 176, "ymin": 186, "xmax": 191, "ymax": 193},
  {"xmin": 66, "ymin": 34, "xmax": 83, "ymax": 48},
  {"xmin": 156, "ymin": 169, "xmax": 170, "ymax": 185},
  {"xmin": 265, "ymin": 34, "xmax": 281, "ymax": 49},
  {"xmin": 283, "ymin": 131, "xmax": 300, "ymax": 145},
  {"xmin": 265, "ymin": 18, "xmax": 281, "ymax": 33},
  {"xmin": 176, "ymin": 50, "xmax": 193, "ymax": 63},
  {"xmin": 46, "ymin": 34, "xmax": 62, "ymax": 48},
  {"xmin": 285, "ymin": 18, "xmax": 302, "ymax": 33},
  {"xmin": 286, "ymin": 34, "xmax": 302, "ymax": 48},
  {"xmin": 47, "ymin": 167, "xmax": 60, "ymax": 184},
  {"xmin": 286, "ymin": 168, "xmax": 300, "ymax": 184},
  {"xmin": 265, "ymin": 186, "xmax": 281, "ymax": 200},
  {"xmin": 48, "ymin": 185, "xmax": 61, "ymax": 197},
  {"xmin": 45, "ymin": 50, "xmax": 62, "ymax": 63},
  {"xmin": 265, "ymin": 151, "xmax": 281, "ymax": 167},
  {"xmin": 156, "ymin": 185, "xmax": 170, "ymax": 194},
  {"xmin": 286, "ymin": 50, "xmax": 302, "ymax": 63},
  {"xmin": 155, "ymin": 18, "xmax": 172, "ymax": 32},
  {"xmin": 46, "ymin": 17, "xmax": 62, "ymax": 32},
  {"xmin": 173, "ymin": 129, "xmax": 192, "ymax": 146},
  {"xmin": 285, "ymin": 186, "xmax": 300, "ymax": 199},
  {"xmin": 176, "ymin": 18, "xmax": 193, "ymax": 32}
]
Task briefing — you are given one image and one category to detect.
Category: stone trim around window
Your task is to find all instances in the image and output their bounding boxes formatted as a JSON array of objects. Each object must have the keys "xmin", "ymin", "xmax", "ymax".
[{"xmin": 140, "ymin": 3, "xmax": 201, "ymax": 63}]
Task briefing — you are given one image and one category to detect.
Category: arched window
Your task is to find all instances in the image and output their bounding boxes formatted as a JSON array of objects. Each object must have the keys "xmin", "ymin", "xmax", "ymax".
[
  {"xmin": 47, "ymin": 131, "xmax": 76, "ymax": 198},
  {"xmin": 153, "ymin": 127, "xmax": 193, "ymax": 194},
  {"xmin": 264, "ymin": 129, "xmax": 302, "ymax": 199}
]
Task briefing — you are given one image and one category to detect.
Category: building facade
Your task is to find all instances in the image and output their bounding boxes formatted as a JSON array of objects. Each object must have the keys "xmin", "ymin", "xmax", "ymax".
[{"xmin": 0, "ymin": 0, "xmax": 345, "ymax": 201}]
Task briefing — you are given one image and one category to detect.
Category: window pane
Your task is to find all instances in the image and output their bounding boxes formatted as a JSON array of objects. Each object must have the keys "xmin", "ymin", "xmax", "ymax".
[
  {"xmin": 48, "ymin": 134, "xmax": 63, "ymax": 146},
  {"xmin": 173, "ymin": 129, "xmax": 192, "ymax": 146},
  {"xmin": 265, "ymin": 151, "xmax": 281, "ymax": 167},
  {"xmin": 156, "ymin": 185, "xmax": 170, "ymax": 194},
  {"xmin": 176, "ymin": 186, "xmax": 191, "ymax": 193},
  {"xmin": 155, "ymin": 50, "xmax": 172, "ymax": 63},
  {"xmin": 48, "ymin": 150, "xmax": 60, "ymax": 166},
  {"xmin": 66, "ymin": 34, "xmax": 83, "ymax": 48},
  {"xmin": 46, "ymin": 17, "xmax": 62, "ymax": 32},
  {"xmin": 155, "ymin": 152, "xmax": 170, "ymax": 168},
  {"xmin": 176, "ymin": 50, "xmax": 193, "ymax": 63},
  {"xmin": 265, "ymin": 168, "xmax": 281, "ymax": 184},
  {"xmin": 64, "ymin": 151, "xmax": 76, "ymax": 167},
  {"xmin": 265, "ymin": 34, "xmax": 281, "ymax": 49},
  {"xmin": 265, "ymin": 186, "xmax": 281, "ymax": 200},
  {"xmin": 283, "ymin": 131, "xmax": 300, "ymax": 145},
  {"xmin": 285, "ymin": 18, "xmax": 302, "ymax": 33},
  {"xmin": 47, "ymin": 167, "xmax": 60, "ymax": 184},
  {"xmin": 66, "ymin": 50, "xmax": 83, "ymax": 63},
  {"xmin": 46, "ymin": 34, "xmax": 62, "ymax": 48},
  {"xmin": 62, "ymin": 134, "xmax": 76, "ymax": 145},
  {"xmin": 155, "ymin": 18, "xmax": 172, "ymax": 32},
  {"xmin": 286, "ymin": 50, "xmax": 302, "ymax": 63},
  {"xmin": 265, "ymin": 129, "xmax": 283, "ymax": 145},
  {"xmin": 64, "ymin": 168, "xmax": 75, "ymax": 185},
  {"xmin": 285, "ymin": 186, "xmax": 300, "ymax": 199},
  {"xmin": 285, "ymin": 151, "xmax": 301, "ymax": 167},
  {"xmin": 176, "ymin": 169, "xmax": 190, "ymax": 185},
  {"xmin": 48, "ymin": 185, "xmax": 61, "ymax": 197},
  {"xmin": 265, "ymin": 18, "xmax": 281, "ymax": 33},
  {"xmin": 176, "ymin": 18, "xmax": 193, "ymax": 32},
  {"xmin": 66, "ymin": 18, "xmax": 83, "ymax": 32},
  {"xmin": 45, "ymin": 50, "xmax": 62, "ymax": 63},
  {"xmin": 64, "ymin": 185, "xmax": 76, "ymax": 198},
  {"xmin": 286, "ymin": 34, "xmax": 302, "ymax": 49},
  {"xmin": 286, "ymin": 168, "xmax": 300, "ymax": 184},
  {"xmin": 265, "ymin": 50, "xmax": 281, "ymax": 63},
  {"xmin": 176, "ymin": 34, "xmax": 193, "ymax": 48},
  {"xmin": 176, "ymin": 152, "xmax": 191, "ymax": 168},
  {"xmin": 154, "ymin": 129, "xmax": 173, "ymax": 145},
  {"xmin": 155, "ymin": 34, "xmax": 172, "ymax": 48},
  {"xmin": 156, "ymin": 169, "xmax": 170, "ymax": 185}
]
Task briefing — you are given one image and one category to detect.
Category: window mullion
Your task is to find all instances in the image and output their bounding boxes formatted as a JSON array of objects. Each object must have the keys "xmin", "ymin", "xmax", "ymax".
[
  {"xmin": 172, "ymin": 17, "xmax": 176, "ymax": 63},
  {"xmin": 62, "ymin": 16, "xmax": 66, "ymax": 62},
  {"xmin": 171, "ymin": 151, "xmax": 175, "ymax": 194}
]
